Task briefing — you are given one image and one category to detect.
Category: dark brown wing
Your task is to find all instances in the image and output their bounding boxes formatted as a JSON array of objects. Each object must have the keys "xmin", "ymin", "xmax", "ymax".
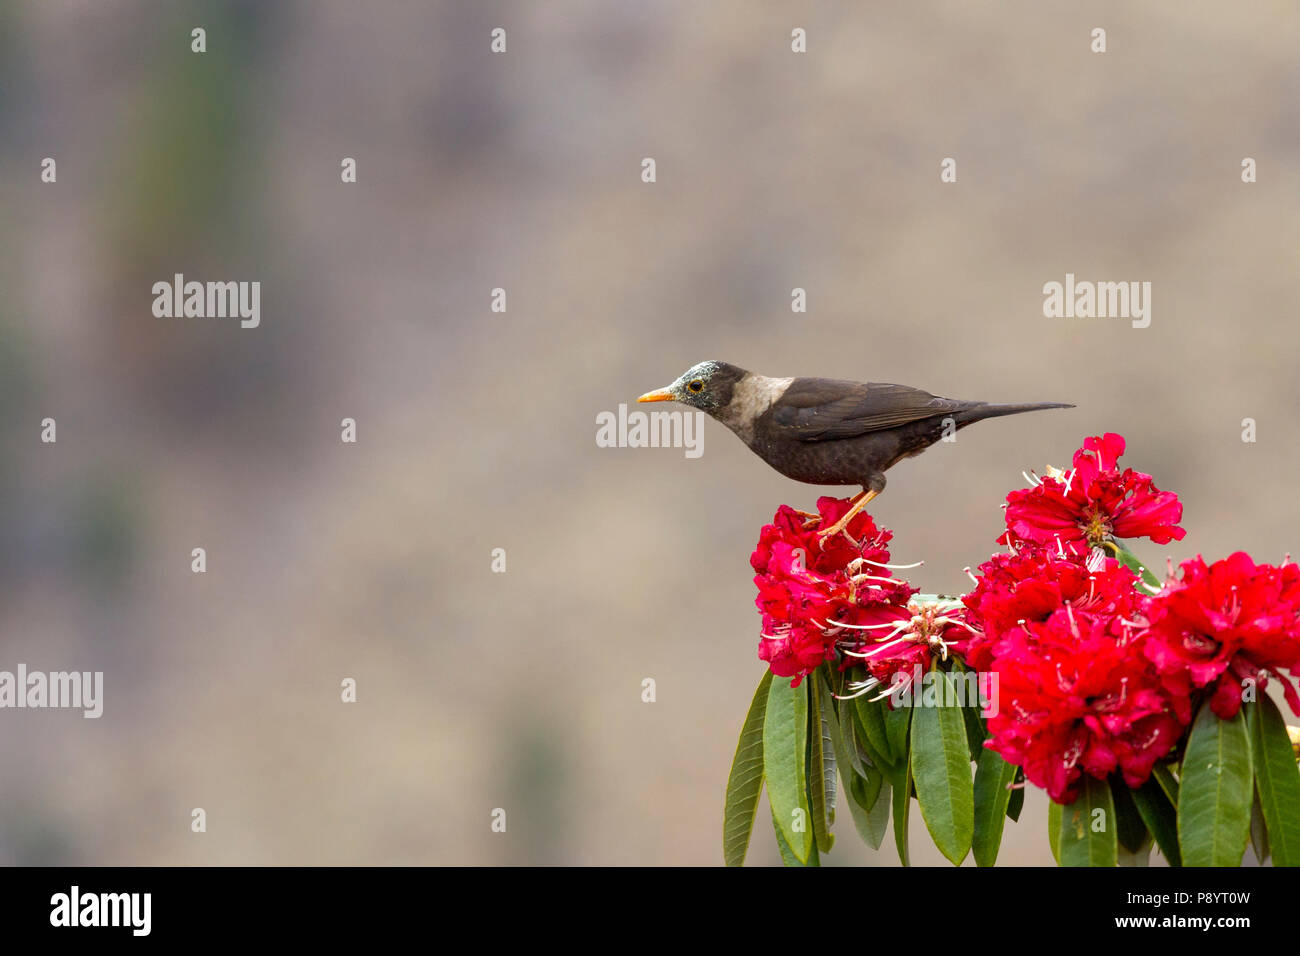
[{"xmin": 766, "ymin": 379, "xmax": 971, "ymax": 442}]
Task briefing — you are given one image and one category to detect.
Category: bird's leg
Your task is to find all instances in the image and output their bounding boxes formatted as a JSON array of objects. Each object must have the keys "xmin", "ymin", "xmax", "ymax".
[
  {"xmin": 800, "ymin": 491, "xmax": 864, "ymax": 528},
  {"xmin": 818, "ymin": 489, "xmax": 879, "ymax": 539}
]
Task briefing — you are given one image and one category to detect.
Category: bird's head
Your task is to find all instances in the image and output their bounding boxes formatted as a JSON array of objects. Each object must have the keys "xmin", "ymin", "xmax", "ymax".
[{"xmin": 637, "ymin": 360, "xmax": 747, "ymax": 412}]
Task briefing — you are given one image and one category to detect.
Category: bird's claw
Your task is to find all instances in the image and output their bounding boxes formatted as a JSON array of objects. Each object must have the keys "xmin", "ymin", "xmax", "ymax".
[{"xmin": 817, "ymin": 524, "xmax": 858, "ymax": 546}]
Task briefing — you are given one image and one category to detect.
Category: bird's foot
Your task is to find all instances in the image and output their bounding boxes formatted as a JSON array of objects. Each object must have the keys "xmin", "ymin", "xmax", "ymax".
[
  {"xmin": 795, "ymin": 508, "xmax": 820, "ymax": 529},
  {"xmin": 817, "ymin": 490, "xmax": 879, "ymax": 541}
]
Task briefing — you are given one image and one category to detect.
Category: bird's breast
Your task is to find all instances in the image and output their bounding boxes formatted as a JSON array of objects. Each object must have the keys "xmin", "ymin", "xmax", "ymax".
[{"xmin": 715, "ymin": 374, "xmax": 794, "ymax": 444}]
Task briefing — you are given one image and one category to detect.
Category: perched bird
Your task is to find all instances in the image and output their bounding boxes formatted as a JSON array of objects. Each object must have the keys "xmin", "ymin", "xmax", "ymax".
[{"xmin": 638, "ymin": 360, "xmax": 1073, "ymax": 538}]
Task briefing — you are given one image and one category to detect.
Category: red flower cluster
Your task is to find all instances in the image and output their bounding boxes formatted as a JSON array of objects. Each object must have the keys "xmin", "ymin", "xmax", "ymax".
[
  {"xmin": 1144, "ymin": 553, "xmax": 1300, "ymax": 720},
  {"xmin": 750, "ymin": 432, "xmax": 1300, "ymax": 805},
  {"xmin": 960, "ymin": 548, "xmax": 1139, "ymax": 672},
  {"xmin": 966, "ymin": 435, "xmax": 1300, "ymax": 802},
  {"xmin": 1000, "ymin": 433, "xmax": 1185, "ymax": 554},
  {"xmin": 963, "ymin": 548, "xmax": 1187, "ymax": 802},
  {"xmin": 750, "ymin": 497, "xmax": 915, "ymax": 686}
]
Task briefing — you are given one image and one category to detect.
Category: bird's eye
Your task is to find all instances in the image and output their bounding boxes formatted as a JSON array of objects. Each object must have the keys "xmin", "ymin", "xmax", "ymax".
[{"xmin": 688, "ymin": 380, "xmax": 704, "ymax": 393}]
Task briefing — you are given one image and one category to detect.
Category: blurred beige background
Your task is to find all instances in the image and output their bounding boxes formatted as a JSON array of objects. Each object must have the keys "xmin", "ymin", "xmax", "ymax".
[{"xmin": 0, "ymin": 0, "xmax": 1297, "ymax": 865}]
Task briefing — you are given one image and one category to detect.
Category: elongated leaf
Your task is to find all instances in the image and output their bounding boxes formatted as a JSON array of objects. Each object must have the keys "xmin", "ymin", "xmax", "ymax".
[
  {"xmin": 1048, "ymin": 799, "xmax": 1062, "ymax": 864},
  {"xmin": 816, "ymin": 679, "xmax": 838, "ymax": 822},
  {"xmin": 723, "ymin": 671, "xmax": 772, "ymax": 867},
  {"xmin": 771, "ymin": 805, "xmax": 819, "ymax": 867},
  {"xmin": 857, "ymin": 761, "xmax": 885, "ymax": 811},
  {"xmin": 1178, "ymin": 703, "xmax": 1252, "ymax": 867},
  {"xmin": 1131, "ymin": 778, "xmax": 1182, "ymax": 867},
  {"xmin": 866, "ymin": 778, "xmax": 892, "ymax": 849},
  {"xmin": 826, "ymin": 672, "xmax": 867, "ymax": 778},
  {"xmin": 837, "ymin": 712, "xmax": 868, "ymax": 778},
  {"xmin": 1248, "ymin": 695, "xmax": 1300, "ymax": 866},
  {"xmin": 853, "ymin": 695, "xmax": 892, "ymax": 770},
  {"xmin": 972, "ymin": 748, "xmax": 1018, "ymax": 867},
  {"xmin": 951, "ymin": 660, "xmax": 987, "ymax": 759},
  {"xmin": 1153, "ymin": 763, "xmax": 1180, "ymax": 803},
  {"xmin": 1059, "ymin": 776, "xmax": 1117, "ymax": 867},
  {"xmin": 808, "ymin": 676, "xmax": 837, "ymax": 854},
  {"xmin": 963, "ymin": 705, "xmax": 987, "ymax": 762},
  {"xmin": 892, "ymin": 764, "xmax": 911, "ymax": 866},
  {"xmin": 1107, "ymin": 541, "xmax": 1162, "ymax": 590},
  {"xmin": 763, "ymin": 676, "xmax": 812, "ymax": 863},
  {"xmin": 910, "ymin": 670, "xmax": 974, "ymax": 865},
  {"xmin": 1244, "ymin": 702, "xmax": 1269, "ymax": 865},
  {"xmin": 1110, "ymin": 778, "xmax": 1150, "ymax": 854},
  {"xmin": 884, "ymin": 699, "xmax": 912, "ymax": 770},
  {"xmin": 1250, "ymin": 788, "xmax": 1270, "ymax": 865},
  {"xmin": 843, "ymin": 768, "xmax": 890, "ymax": 850},
  {"xmin": 1116, "ymin": 780, "xmax": 1156, "ymax": 868},
  {"xmin": 951, "ymin": 660, "xmax": 988, "ymax": 761},
  {"xmin": 1007, "ymin": 768, "xmax": 1026, "ymax": 822}
]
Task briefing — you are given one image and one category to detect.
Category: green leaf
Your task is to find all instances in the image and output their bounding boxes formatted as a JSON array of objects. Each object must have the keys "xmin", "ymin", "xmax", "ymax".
[
  {"xmin": 892, "ymin": 763, "xmax": 911, "ymax": 866},
  {"xmin": 1007, "ymin": 768, "xmax": 1026, "ymax": 822},
  {"xmin": 1058, "ymin": 776, "xmax": 1118, "ymax": 867},
  {"xmin": 1131, "ymin": 778, "xmax": 1182, "ymax": 867},
  {"xmin": 853, "ymin": 694, "xmax": 893, "ymax": 770},
  {"xmin": 826, "ymin": 673, "xmax": 868, "ymax": 778},
  {"xmin": 843, "ymin": 767, "xmax": 890, "ymax": 850},
  {"xmin": 1248, "ymin": 695, "xmax": 1300, "ymax": 866},
  {"xmin": 884, "ymin": 699, "xmax": 912, "ymax": 770},
  {"xmin": 1245, "ymin": 703, "xmax": 1269, "ymax": 865},
  {"xmin": 951, "ymin": 659, "xmax": 988, "ymax": 761},
  {"xmin": 723, "ymin": 671, "xmax": 772, "ymax": 867},
  {"xmin": 962, "ymin": 705, "xmax": 987, "ymax": 763},
  {"xmin": 972, "ymin": 748, "xmax": 1018, "ymax": 867},
  {"xmin": 909, "ymin": 670, "xmax": 974, "ymax": 865},
  {"xmin": 951, "ymin": 658, "xmax": 987, "ymax": 764},
  {"xmin": 771, "ymin": 805, "xmax": 819, "ymax": 867},
  {"xmin": 763, "ymin": 675, "xmax": 812, "ymax": 863},
  {"xmin": 1106, "ymin": 541, "xmax": 1162, "ymax": 591},
  {"xmin": 1178, "ymin": 702, "xmax": 1252, "ymax": 867},
  {"xmin": 1110, "ymin": 778, "xmax": 1150, "ymax": 854},
  {"xmin": 1048, "ymin": 799, "xmax": 1062, "ymax": 864},
  {"xmin": 1153, "ymin": 763, "xmax": 1180, "ymax": 803},
  {"xmin": 808, "ymin": 676, "xmax": 837, "ymax": 855},
  {"xmin": 867, "ymin": 779, "xmax": 892, "ymax": 849},
  {"xmin": 857, "ymin": 761, "xmax": 885, "ymax": 811},
  {"xmin": 1250, "ymin": 788, "xmax": 1270, "ymax": 865}
]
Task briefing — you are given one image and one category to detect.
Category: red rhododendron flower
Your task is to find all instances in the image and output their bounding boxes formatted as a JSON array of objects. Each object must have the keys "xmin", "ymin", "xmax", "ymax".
[
  {"xmin": 962, "ymin": 543, "xmax": 1188, "ymax": 801},
  {"xmin": 961, "ymin": 547, "xmax": 1143, "ymax": 672},
  {"xmin": 751, "ymin": 497, "xmax": 916, "ymax": 686},
  {"xmin": 839, "ymin": 601, "xmax": 976, "ymax": 697},
  {"xmin": 1000, "ymin": 433, "xmax": 1185, "ymax": 554},
  {"xmin": 986, "ymin": 612, "xmax": 1185, "ymax": 803},
  {"xmin": 1142, "ymin": 552, "xmax": 1300, "ymax": 719}
]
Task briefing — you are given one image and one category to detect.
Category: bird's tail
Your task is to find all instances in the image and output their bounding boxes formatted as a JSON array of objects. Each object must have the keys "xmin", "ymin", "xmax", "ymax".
[{"xmin": 954, "ymin": 401, "xmax": 1075, "ymax": 425}]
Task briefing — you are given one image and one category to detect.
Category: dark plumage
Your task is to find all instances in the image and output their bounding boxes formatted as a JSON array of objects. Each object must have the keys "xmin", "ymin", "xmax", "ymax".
[{"xmin": 638, "ymin": 360, "xmax": 1073, "ymax": 535}]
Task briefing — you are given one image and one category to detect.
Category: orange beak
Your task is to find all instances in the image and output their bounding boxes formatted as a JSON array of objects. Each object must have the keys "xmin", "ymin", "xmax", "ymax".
[{"xmin": 637, "ymin": 387, "xmax": 676, "ymax": 403}]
